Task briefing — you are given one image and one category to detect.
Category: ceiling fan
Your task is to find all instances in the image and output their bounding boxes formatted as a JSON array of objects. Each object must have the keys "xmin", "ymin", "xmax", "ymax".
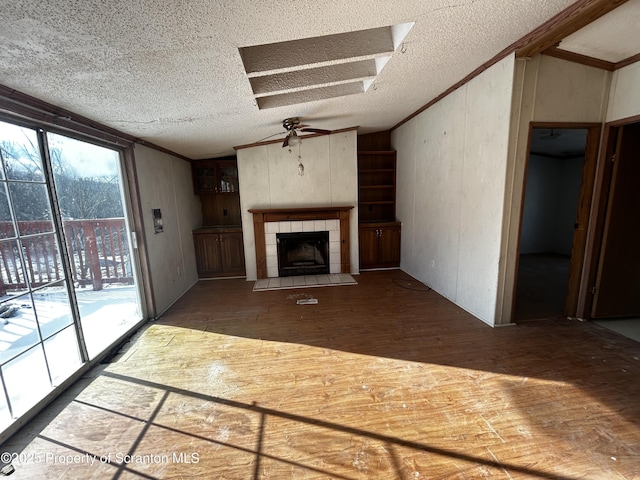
[
  {"xmin": 281, "ymin": 117, "xmax": 332, "ymax": 148},
  {"xmin": 538, "ymin": 128, "xmax": 565, "ymax": 141}
]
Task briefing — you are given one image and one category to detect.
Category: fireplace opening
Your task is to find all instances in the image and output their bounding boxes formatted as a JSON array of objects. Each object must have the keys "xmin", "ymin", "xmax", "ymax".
[{"xmin": 277, "ymin": 231, "xmax": 330, "ymax": 277}]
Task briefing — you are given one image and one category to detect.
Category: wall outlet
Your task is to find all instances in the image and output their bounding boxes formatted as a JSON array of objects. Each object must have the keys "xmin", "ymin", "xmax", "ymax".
[{"xmin": 177, "ymin": 267, "xmax": 182, "ymax": 276}]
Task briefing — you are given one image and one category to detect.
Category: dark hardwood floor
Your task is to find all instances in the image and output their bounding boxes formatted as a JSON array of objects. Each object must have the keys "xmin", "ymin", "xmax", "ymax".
[
  {"xmin": 514, "ymin": 253, "xmax": 570, "ymax": 321},
  {"xmin": 2, "ymin": 270, "xmax": 639, "ymax": 479}
]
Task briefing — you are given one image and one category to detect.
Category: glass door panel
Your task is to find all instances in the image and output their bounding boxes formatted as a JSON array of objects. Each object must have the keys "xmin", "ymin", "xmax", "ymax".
[
  {"xmin": 0, "ymin": 120, "xmax": 88, "ymax": 431},
  {"xmin": 0, "ymin": 118, "xmax": 143, "ymax": 436},
  {"xmin": 9, "ymin": 183, "xmax": 54, "ymax": 234},
  {"xmin": 46, "ymin": 132, "xmax": 142, "ymax": 359},
  {"xmin": 0, "ymin": 239, "xmax": 27, "ymax": 298},
  {"xmin": 43, "ymin": 326, "xmax": 81, "ymax": 386},
  {"xmin": 2, "ymin": 345, "xmax": 51, "ymax": 417},
  {"xmin": 0, "ymin": 385, "xmax": 9, "ymax": 431},
  {"xmin": 0, "ymin": 291, "xmax": 38, "ymax": 365},
  {"xmin": 32, "ymin": 281, "xmax": 74, "ymax": 340},
  {"xmin": 0, "ymin": 182, "xmax": 15, "ymax": 238},
  {"xmin": 1, "ymin": 123, "xmax": 44, "ymax": 182},
  {"xmin": 22, "ymin": 233, "xmax": 64, "ymax": 287}
]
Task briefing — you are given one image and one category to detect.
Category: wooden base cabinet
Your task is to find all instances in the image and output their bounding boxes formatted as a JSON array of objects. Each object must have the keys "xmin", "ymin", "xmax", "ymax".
[
  {"xmin": 193, "ymin": 227, "xmax": 245, "ymax": 277},
  {"xmin": 359, "ymin": 222, "xmax": 401, "ymax": 269}
]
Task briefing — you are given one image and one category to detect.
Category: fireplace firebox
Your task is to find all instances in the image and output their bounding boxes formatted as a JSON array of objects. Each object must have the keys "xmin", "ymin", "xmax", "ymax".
[{"xmin": 277, "ymin": 231, "xmax": 330, "ymax": 277}]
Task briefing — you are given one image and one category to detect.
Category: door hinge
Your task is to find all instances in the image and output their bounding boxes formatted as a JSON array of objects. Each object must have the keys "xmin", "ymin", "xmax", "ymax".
[
  {"xmin": 611, "ymin": 153, "xmax": 616, "ymax": 163},
  {"xmin": 591, "ymin": 286, "xmax": 597, "ymax": 295},
  {"xmin": 131, "ymin": 231, "xmax": 138, "ymax": 249}
]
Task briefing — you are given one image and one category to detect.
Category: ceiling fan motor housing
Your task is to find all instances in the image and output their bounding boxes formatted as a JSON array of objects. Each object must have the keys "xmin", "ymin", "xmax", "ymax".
[{"xmin": 283, "ymin": 117, "xmax": 301, "ymax": 131}]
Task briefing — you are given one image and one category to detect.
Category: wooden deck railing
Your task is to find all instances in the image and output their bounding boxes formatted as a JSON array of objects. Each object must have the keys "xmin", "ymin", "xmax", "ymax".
[{"xmin": 0, "ymin": 218, "xmax": 133, "ymax": 295}]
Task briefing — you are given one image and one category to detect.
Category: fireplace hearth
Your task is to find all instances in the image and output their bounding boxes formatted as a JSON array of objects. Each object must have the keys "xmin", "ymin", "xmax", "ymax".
[{"xmin": 277, "ymin": 231, "xmax": 329, "ymax": 277}]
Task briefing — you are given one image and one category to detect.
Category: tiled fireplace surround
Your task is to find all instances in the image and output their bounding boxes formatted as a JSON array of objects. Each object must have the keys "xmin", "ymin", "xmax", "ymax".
[
  {"xmin": 265, "ymin": 219, "xmax": 339, "ymax": 278},
  {"xmin": 249, "ymin": 206, "xmax": 353, "ymax": 279}
]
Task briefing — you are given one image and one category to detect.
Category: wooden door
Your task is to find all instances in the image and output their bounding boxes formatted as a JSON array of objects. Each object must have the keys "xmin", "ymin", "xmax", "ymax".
[
  {"xmin": 592, "ymin": 122, "xmax": 640, "ymax": 317},
  {"xmin": 564, "ymin": 126, "xmax": 601, "ymax": 316}
]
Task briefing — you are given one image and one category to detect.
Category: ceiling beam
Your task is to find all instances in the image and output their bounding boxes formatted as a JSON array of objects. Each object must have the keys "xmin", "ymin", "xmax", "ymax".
[
  {"xmin": 515, "ymin": 0, "xmax": 630, "ymax": 59},
  {"xmin": 542, "ymin": 47, "xmax": 615, "ymax": 71}
]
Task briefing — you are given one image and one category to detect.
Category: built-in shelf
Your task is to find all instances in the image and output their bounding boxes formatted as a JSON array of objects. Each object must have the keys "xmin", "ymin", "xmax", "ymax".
[
  {"xmin": 357, "ymin": 150, "xmax": 397, "ymax": 224},
  {"xmin": 192, "ymin": 157, "xmax": 245, "ymax": 277},
  {"xmin": 357, "ymin": 146, "xmax": 400, "ymax": 269}
]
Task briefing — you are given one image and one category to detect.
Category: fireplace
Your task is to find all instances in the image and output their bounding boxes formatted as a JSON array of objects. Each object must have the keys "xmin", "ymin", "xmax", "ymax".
[
  {"xmin": 277, "ymin": 231, "xmax": 329, "ymax": 277},
  {"xmin": 248, "ymin": 206, "xmax": 354, "ymax": 279}
]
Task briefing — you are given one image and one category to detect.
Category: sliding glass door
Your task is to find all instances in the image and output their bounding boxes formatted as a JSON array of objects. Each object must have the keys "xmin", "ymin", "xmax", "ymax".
[
  {"xmin": 47, "ymin": 132, "xmax": 141, "ymax": 357},
  {"xmin": 0, "ymin": 119, "xmax": 142, "ymax": 432}
]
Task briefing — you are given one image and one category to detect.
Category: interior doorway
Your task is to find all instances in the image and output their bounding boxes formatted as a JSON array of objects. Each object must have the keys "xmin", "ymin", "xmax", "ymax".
[
  {"xmin": 514, "ymin": 126, "xmax": 592, "ymax": 321},
  {"xmin": 589, "ymin": 121, "xmax": 640, "ymax": 319}
]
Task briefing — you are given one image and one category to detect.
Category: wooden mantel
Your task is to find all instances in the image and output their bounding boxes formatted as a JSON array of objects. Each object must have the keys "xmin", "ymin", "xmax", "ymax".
[{"xmin": 249, "ymin": 206, "xmax": 354, "ymax": 279}]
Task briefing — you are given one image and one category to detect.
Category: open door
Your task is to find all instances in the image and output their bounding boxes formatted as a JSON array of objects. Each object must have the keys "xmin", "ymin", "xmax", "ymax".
[
  {"xmin": 591, "ymin": 122, "xmax": 640, "ymax": 318},
  {"xmin": 514, "ymin": 124, "xmax": 599, "ymax": 321}
]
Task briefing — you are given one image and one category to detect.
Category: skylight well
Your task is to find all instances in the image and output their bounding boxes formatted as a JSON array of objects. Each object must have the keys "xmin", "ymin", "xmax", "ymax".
[{"xmin": 239, "ymin": 23, "xmax": 414, "ymax": 109}]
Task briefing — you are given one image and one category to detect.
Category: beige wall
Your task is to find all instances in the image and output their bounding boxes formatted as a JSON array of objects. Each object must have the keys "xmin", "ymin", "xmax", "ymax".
[
  {"xmin": 497, "ymin": 55, "xmax": 611, "ymax": 324},
  {"xmin": 393, "ymin": 55, "xmax": 515, "ymax": 326},
  {"xmin": 520, "ymin": 55, "xmax": 611, "ymax": 123},
  {"xmin": 237, "ymin": 130, "xmax": 359, "ymax": 281},
  {"xmin": 134, "ymin": 144, "xmax": 201, "ymax": 316},
  {"xmin": 607, "ymin": 61, "xmax": 640, "ymax": 122}
]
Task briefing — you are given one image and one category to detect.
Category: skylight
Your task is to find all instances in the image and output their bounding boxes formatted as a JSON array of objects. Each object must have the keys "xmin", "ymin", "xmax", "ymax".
[{"xmin": 239, "ymin": 23, "xmax": 414, "ymax": 109}]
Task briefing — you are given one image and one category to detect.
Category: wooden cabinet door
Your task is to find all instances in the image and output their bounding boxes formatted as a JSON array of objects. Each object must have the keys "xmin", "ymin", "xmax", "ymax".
[
  {"xmin": 192, "ymin": 161, "xmax": 218, "ymax": 194},
  {"xmin": 217, "ymin": 161, "xmax": 239, "ymax": 193},
  {"xmin": 358, "ymin": 226, "xmax": 380, "ymax": 269},
  {"xmin": 192, "ymin": 158, "xmax": 238, "ymax": 194},
  {"xmin": 379, "ymin": 225, "xmax": 401, "ymax": 266},
  {"xmin": 194, "ymin": 234, "xmax": 222, "ymax": 275},
  {"xmin": 219, "ymin": 232, "xmax": 246, "ymax": 274},
  {"xmin": 359, "ymin": 223, "xmax": 401, "ymax": 269}
]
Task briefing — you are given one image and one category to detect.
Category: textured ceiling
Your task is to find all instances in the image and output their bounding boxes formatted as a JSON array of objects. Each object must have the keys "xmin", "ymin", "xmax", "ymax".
[{"xmin": 0, "ymin": 1, "xmax": 635, "ymax": 159}]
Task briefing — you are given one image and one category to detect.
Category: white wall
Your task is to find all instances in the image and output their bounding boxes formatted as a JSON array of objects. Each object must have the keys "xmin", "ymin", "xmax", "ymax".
[
  {"xmin": 237, "ymin": 130, "xmax": 358, "ymax": 281},
  {"xmin": 392, "ymin": 55, "xmax": 515, "ymax": 326},
  {"xmin": 134, "ymin": 144, "xmax": 201, "ymax": 316},
  {"xmin": 607, "ymin": 61, "xmax": 640, "ymax": 122},
  {"xmin": 522, "ymin": 55, "xmax": 611, "ymax": 123}
]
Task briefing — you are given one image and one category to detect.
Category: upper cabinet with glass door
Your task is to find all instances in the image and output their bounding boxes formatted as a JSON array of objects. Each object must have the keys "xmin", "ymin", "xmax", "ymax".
[{"xmin": 192, "ymin": 157, "xmax": 238, "ymax": 194}]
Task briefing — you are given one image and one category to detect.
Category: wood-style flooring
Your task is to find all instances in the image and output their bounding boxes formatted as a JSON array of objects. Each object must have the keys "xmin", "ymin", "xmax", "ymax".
[
  {"xmin": 514, "ymin": 253, "xmax": 570, "ymax": 321},
  {"xmin": 2, "ymin": 270, "xmax": 639, "ymax": 479}
]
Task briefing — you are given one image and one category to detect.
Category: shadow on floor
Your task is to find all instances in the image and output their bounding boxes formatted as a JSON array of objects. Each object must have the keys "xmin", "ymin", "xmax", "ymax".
[{"xmin": 514, "ymin": 252, "xmax": 569, "ymax": 321}]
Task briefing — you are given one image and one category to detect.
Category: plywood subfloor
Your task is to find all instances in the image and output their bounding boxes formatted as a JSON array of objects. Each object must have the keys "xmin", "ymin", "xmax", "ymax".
[{"xmin": 2, "ymin": 270, "xmax": 639, "ymax": 479}]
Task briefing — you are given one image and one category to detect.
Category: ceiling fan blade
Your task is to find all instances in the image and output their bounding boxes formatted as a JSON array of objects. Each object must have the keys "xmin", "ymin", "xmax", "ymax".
[
  {"xmin": 282, "ymin": 135, "xmax": 290, "ymax": 148},
  {"xmin": 300, "ymin": 128, "xmax": 332, "ymax": 134},
  {"xmin": 255, "ymin": 130, "xmax": 286, "ymax": 143},
  {"xmin": 295, "ymin": 124, "xmax": 310, "ymax": 129}
]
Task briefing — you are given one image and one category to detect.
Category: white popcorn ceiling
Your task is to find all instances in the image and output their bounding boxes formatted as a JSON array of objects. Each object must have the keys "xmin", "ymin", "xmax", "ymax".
[{"xmin": 0, "ymin": 0, "xmax": 635, "ymax": 159}]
